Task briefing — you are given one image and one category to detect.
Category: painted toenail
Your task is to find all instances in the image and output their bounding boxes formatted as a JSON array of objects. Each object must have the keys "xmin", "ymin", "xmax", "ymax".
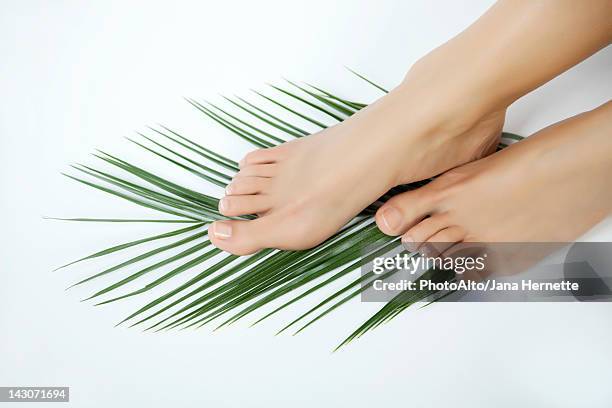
[
  {"xmin": 213, "ymin": 222, "xmax": 232, "ymax": 239},
  {"xmin": 380, "ymin": 207, "xmax": 402, "ymax": 232},
  {"xmin": 402, "ymin": 235, "xmax": 418, "ymax": 252},
  {"xmin": 219, "ymin": 197, "xmax": 230, "ymax": 212}
]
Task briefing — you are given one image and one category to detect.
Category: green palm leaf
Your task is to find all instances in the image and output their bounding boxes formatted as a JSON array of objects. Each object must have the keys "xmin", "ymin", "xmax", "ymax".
[{"xmin": 54, "ymin": 69, "xmax": 522, "ymax": 349}]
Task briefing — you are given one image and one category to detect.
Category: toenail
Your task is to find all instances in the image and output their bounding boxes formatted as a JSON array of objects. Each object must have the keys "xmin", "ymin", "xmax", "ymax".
[
  {"xmin": 225, "ymin": 184, "xmax": 233, "ymax": 195},
  {"xmin": 219, "ymin": 197, "xmax": 230, "ymax": 212},
  {"xmin": 380, "ymin": 207, "xmax": 402, "ymax": 232},
  {"xmin": 213, "ymin": 222, "xmax": 232, "ymax": 239},
  {"xmin": 402, "ymin": 235, "xmax": 418, "ymax": 252}
]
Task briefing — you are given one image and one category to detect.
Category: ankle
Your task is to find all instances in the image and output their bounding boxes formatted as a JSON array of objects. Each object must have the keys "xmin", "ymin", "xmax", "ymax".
[
  {"xmin": 391, "ymin": 78, "xmax": 495, "ymax": 146},
  {"xmin": 397, "ymin": 54, "xmax": 509, "ymax": 131}
]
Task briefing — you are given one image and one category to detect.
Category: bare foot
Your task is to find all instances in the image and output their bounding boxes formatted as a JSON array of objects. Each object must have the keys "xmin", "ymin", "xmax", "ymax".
[
  {"xmin": 209, "ymin": 79, "xmax": 505, "ymax": 255},
  {"xmin": 375, "ymin": 102, "xmax": 612, "ymax": 256}
]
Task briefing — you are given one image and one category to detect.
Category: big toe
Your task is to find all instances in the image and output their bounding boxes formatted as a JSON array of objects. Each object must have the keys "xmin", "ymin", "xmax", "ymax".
[
  {"xmin": 209, "ymin": 218, "xmax": 273, "ymax": 256},
  {"xmin": 375, "ymin": 186, "xmax": 438, "ymax": 236}
]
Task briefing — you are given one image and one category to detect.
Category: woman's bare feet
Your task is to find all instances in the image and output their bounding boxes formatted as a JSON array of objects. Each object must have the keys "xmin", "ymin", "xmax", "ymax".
[
  {"xmin": 207, "ymin": 0, "xmax": 612, "ymax": 256},
  {"xmin": 375, "ymin": 102, "xmax": 612, "ymax": 255},
  {"xmin": 209, "ymin": 81, "xmax": 505, "ymax": 255}
]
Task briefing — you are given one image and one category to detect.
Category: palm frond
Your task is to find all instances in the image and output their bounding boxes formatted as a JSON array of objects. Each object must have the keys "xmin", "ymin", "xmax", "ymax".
[{"xmin": 55, "ymin": 69, "xmax": 522, "ymax": 349}]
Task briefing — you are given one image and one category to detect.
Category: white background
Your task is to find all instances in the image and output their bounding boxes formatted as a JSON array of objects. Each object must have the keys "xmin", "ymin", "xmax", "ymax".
[{"xmin": 1, "ymin": 1, "xmax": 611, "ymax": 407}]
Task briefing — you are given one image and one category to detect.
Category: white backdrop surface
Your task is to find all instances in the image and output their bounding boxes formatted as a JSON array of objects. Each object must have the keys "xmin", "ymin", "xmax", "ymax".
[{"xmin": 1, "ymin": 1, "xmax": 611, "ymax": 407}]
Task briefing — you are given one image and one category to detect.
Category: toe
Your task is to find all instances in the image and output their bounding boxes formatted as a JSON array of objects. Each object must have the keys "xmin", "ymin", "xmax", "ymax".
[
  {"xmin": 420, "ymin": 226, "xmax": 466, "ymax": 257},
  {"xmin": 225, "ymin": 176, "xmax": 270, "ymax": 196},
  {"xmin": 209, "ymin": 219, "xmax": 268, "ymax": 255},
  {"xmin": 237, "ymin": 164, "xmax": 277, "ymax": 178},
  {"xmin": 218, "ymin": 195, "xmax": 272, "ymax": 217},
  {"xmin": 375, "ymin": 186, "xmax": 438, "ymax": 236},
  {"xmin": 239, "ymin": 146, "xmax": 284, "ymax": 167},
  {"xmin": 401, "ymin": 214, "xmax": 450, "ymax": 252}
]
